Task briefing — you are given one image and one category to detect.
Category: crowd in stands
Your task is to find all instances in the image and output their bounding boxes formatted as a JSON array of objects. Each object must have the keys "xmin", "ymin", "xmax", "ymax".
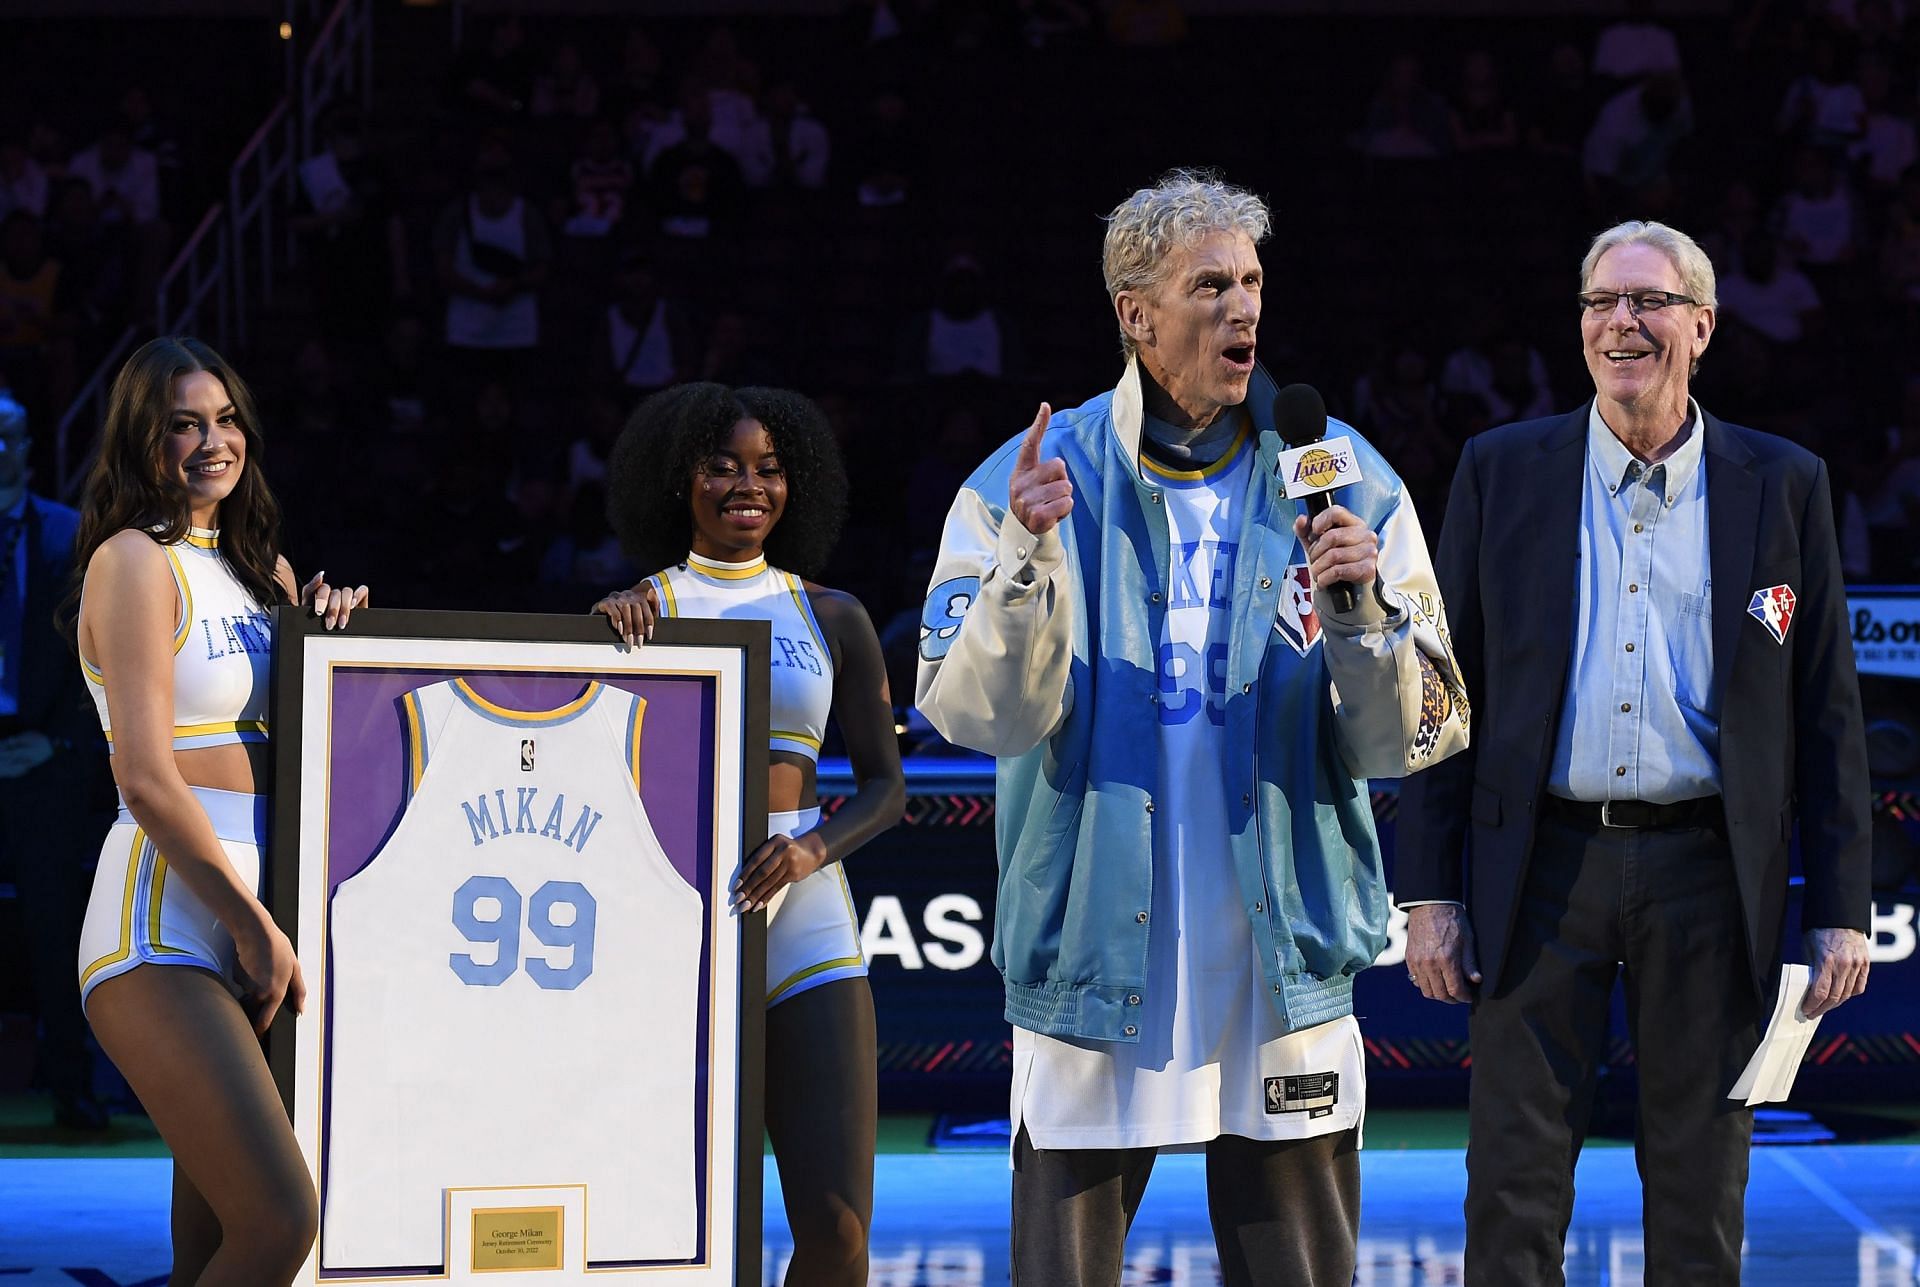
[{"xmin": 4, "ymin": 0, "xmax": 1920, "ymax": 736}]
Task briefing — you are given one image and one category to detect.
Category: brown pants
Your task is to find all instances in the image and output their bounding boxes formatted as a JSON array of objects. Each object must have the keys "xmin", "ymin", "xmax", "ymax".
[{"xmin": 1011, "ymin": 1124, "xmax": 1361, "ymax": 1287}]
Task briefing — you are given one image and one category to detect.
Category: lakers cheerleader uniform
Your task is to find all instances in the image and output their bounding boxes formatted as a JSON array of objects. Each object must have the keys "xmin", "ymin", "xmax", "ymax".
[
  {"xmin": 76, "ymin": 527, "xmax": 274, "ymax": 1007},
  {"xmin": 645, "ymin": 551, "xmax": 864, "ymax": 1005}
]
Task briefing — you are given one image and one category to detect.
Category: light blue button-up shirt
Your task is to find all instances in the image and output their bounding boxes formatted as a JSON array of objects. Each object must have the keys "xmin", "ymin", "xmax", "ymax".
[{"xmin": 1547, "ymin": 400, "xmax": 1720, "ymax": 804}]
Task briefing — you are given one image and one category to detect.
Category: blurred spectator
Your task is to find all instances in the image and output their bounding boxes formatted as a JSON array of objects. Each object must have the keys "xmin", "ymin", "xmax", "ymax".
[
  {"xmin": 540, "ymin": 482, "xmax": 635, "ymax": 592},
  {"xmin": 432, "ymin": 140, "xmax": 553, "ymax": 391},
  {"xmin": 564, "ymin": 389, "xmax": 625, "ymax": 501},
  {"xmin": 1718, "ymin": 235, "xmax": 1823, "ymax": 345},
  {"xmin": 698, "ymin": 309, "xmax": 782, "ymax": 385},
  {"xmin": 598, "ymin": 244, "xmax": 697, "ymax": 395},
  {"xmin": 1880, "ymin": 166, "xmax": 1920, "ymax": 304},
  {"xmin": 904, "ymin": 404, "xmax": 986, "ymax": 555},
  {"xmin": 295, "ymin": 108, "xmax": 408, "ymax": 337},
  {"xmin": 848, "ymin": 89, "xmax": 920, "ymax": 206},
  {"xmin": 117, "ymin": 86, "xmax": 180, "ymax": 208},
  {"xmin": 66, "ymin": 119, "xmax": 160, "ymax": 230},
  {"xmin": 647, "ymin": 90, "xmax": 749, "ymax": 237},
  {"xmin": 692, "ymin": 28, "xmax": 763, "ymax": 142},
  {"xmin": 1107, "ymin": 0, "xmax": 1189, "ymax": 47},
  {"xmin": 0, "ymin": 212, "xmax": 76, "ymax": 417},
  {"xmin": 449, "ymin": 16, "xmax": 534, "ymax": 118},
  {"xmin": 1359, "ymin": 54, "xmax": 1451, "ymax": 160},
  {"xmin": 1450, "ymin": 50, "xmax": 1519, "ymax": 152},
  {"xmin": 42, "ymin": 179, "xmax": 124, "ymax": 332},
  {"xmin": 371, "ymin": 309, "xmax": 433, "ymax": 437},
  {"xmin": 1850, "ymin": 56, "xmax": 1917, "ymax": 190},
  {"xmin": 1776, "ymin": 38, "xmax": 1866, "ymax": 147},
  {"xmin": 1702, "ymin": 179, "xmax": 1765, "ymax": 277},
  {"xmin": 1527, "ymin": 43, "xmax": 1600, "ymax": 157},
  {"xmin": 1583, "ymin": 73, "xmax": 1693, "ymax": 212},
  {"xmin": 1439, "ymin": 319, "xmax": 1555, "ymax": 424},
  {"xmin": 1777, "ymin": 145, "xmax": 1859, "ymax": 267},
  {"xmin": 0, "ymin": 136, "xmax": 49, "ymax": 221},
  {"xmin": 1352, "ymin": 342, "xmax": 1449, "ymax": 515},
  {"xmin": 1862, "ymin": 376, "xmax": 1920, "ymax": 578},
  {"xmin": 741, "ymin": 81, "xmax": 831, "ymax": 190},
  {"xmin": 555, "ymin": 117, "xmax": 637, "ymax": 240},
  {"xmin": 531, "ymin": 42, "xmax": 601, "ymax": 121},
  {"xmin": 606, "ymin": 27, "xmax": 670, "ymax": 123},
  {"xmin": 1018, "ymin": 0, "xmax": 1093, "ymax": 50},
  {"xmin": 1593, "ymin": 0, "xmax": 1683, "ymax": 81},
  {"xmin": 906, "ymin": 253, "xmax": 1009, "ymax": 380}
]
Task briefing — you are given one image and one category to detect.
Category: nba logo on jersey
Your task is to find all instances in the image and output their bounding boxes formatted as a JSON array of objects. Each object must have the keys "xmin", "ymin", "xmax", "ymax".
[{"xmin": 520, "ymin": 738, "xmax": 535, "ymax": 770}]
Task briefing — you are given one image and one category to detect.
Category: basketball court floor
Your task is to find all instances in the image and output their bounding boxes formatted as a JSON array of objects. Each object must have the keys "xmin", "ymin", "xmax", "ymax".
[{"xmin": 3, "ymin": 1101, "xmax": 1915, "ymax": 1286}]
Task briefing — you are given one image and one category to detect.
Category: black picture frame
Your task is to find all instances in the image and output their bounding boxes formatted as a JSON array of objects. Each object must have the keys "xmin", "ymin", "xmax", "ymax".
[{"xmin": 268, "ymin": 606, "xmax": 768, "ymax": 1283}]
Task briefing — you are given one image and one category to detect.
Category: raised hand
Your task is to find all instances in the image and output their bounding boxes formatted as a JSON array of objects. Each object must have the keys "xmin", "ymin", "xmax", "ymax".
[{"xmin": 1009, "ymin": 403, "xmax": 1072, "ymax": 536}]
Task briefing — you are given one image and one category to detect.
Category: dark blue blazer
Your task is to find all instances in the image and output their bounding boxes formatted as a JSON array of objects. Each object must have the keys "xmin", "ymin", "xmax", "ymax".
[
  {"xmin": 1396, "ymin": 404, "xmax": 1872, "ymax": 999},
  {"xmin": 13, "ymin": 492, "xmax": 93, "ymax": 748}
]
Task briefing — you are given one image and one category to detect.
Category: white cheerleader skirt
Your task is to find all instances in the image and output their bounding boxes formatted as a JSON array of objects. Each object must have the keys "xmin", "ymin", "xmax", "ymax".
[
  {"xmin": 764, "ymin": 807, "xmax": 867, "ymax": 1006},
  {"xmin": 78, "ymin": 786, "xmax": 269, "ymax": 1011}
]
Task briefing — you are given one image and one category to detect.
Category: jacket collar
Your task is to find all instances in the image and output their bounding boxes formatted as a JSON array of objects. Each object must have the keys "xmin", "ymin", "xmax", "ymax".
[{"xmin": 1109, "ymin": 357, "xmax": 1286, "ymax": 481}]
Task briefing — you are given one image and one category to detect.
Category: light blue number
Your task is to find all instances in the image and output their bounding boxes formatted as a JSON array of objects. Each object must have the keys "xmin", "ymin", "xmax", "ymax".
[
  {"xmin": 450, "ymin": 875, "xmax": 521, "ymax": 985},
  {"xmin": 1156, "ymin": 640, "xmax": 1231, "ymax": 726},
  {"xmin": 524, "ymin": 880, "xmax": 598, "ymax": 990}
]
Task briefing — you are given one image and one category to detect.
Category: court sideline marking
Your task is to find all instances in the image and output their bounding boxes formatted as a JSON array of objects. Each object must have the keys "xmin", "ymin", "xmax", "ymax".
[{"xmin": 1764, "ymin": 1148, "xmax": 1918, "ymax": 1279}]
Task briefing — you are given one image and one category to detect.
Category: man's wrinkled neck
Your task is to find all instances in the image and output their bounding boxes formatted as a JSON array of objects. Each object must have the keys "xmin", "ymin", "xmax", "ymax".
[{"xmin": 1138, "ymin": 356, "xmax": 1231, "ymax": 434}]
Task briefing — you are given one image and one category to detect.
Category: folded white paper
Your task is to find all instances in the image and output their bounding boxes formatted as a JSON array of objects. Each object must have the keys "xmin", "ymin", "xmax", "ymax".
[{"xmin": 1729, "ymin": 964, "xmax": 1823, "ymax": 1105}]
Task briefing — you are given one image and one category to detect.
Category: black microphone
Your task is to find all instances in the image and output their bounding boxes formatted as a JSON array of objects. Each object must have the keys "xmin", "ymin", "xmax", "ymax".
[{"xmin": 1272, "ymin": 382, "xmax": 1358, "ymax": 615}]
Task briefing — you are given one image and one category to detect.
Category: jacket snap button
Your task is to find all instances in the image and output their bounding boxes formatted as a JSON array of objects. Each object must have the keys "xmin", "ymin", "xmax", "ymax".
[
  {"xmin": 1124, "ymin": 1025, "xmax": 1138, "ymax": 1036},
  {"xmin": 1242, "ymin": 793, "xmax": 1252, "ymax": 805},
  {"xmin": 1144, "ymin": 800, "xmax": 1154, "ymax": 813},
  {"xmin": 1253, "ymin": 902, "xmax": 1264, "ymax": 913},
  {"xmin": 1127, "ymin": 994, "xmax": 1140, "ymax": 1005},
  {"xmin": 1260, "ymin": 577, "xmax": 1272, "ymax": 589},
  {"xmin": 1136, "ymin": 911, "xmax": 1149, "ymax": 924},
  {"xmin": 1150, "ymin": 591, "xmax": 1162, "ymax": 603}
]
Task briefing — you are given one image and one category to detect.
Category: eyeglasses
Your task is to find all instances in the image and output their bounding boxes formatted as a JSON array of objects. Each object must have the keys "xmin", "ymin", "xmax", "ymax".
[{"xmin": 1577, "ymin": 289, "xmax": 1697, "ymax": 316}]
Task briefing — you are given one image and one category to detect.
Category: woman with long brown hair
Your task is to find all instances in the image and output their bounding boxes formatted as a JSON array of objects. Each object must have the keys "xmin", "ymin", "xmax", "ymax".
[{"xmin": 65, "ymin": 335, "xmax": 364, "ymax": 1283}]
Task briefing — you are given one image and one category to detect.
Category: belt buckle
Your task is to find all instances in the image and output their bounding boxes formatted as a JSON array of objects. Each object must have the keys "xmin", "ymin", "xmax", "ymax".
[{"xmin": 1600, "ymin": 801, "xmax": 1632, "ymax": 829}]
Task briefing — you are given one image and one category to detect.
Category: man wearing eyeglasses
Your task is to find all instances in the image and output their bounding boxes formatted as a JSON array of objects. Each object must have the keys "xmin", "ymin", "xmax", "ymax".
[{"xmin": 1397, "ymin": 220, "xmax": 1872, "ymax": 1285}]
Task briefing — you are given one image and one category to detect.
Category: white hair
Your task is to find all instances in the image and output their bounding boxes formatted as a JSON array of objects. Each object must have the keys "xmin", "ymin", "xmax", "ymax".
[
  {"xmin": 1102, "ymin": 169, "xmax": 1271, "ymax": 358},
  {"xmin": 1580, "ymin": 219, "xmax": 1718, "ymax": 310}
]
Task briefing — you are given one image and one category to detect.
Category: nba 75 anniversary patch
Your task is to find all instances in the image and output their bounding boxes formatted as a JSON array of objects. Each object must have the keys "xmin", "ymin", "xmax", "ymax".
[{"xmin": 1747, "ymin": 583, "xmax": 1796, "ymax": 644}]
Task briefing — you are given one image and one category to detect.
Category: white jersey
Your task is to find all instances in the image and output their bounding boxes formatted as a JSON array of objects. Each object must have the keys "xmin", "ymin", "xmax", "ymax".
[
  {"xmin": 322, "ymin": 678, "xmax": 702, "ymax": 1268},
  {"xmin": 1016, "ymin": 428, "xmax": 1366, "ymax": 1150}
]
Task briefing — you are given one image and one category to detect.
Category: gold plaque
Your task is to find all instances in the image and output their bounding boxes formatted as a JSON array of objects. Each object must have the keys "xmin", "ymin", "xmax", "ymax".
[{"xmin": 470, "ymin": 1206, "xmax": 564, "ymax": 1272}]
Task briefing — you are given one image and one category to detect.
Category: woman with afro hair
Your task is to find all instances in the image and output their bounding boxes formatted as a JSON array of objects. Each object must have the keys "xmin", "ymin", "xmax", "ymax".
[{"xmin": 594, "ymin": 382, "xmax": 903, "ymax": 1285}]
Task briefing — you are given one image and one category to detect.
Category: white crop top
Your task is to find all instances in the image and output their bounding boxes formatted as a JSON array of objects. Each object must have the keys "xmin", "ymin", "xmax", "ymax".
[
  {"xmin": 646, "ymin": 552, "xmax": 834, "ymax": 761},
  {"xmin": 81, "ymin": 528, "xmax": 274, "ymax": 752}
]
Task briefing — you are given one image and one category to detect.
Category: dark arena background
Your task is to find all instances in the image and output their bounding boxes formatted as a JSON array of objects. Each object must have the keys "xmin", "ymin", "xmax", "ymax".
[{"xmin": 3, "ymin": 0, "xmax": 1919, "ymax": 1282}]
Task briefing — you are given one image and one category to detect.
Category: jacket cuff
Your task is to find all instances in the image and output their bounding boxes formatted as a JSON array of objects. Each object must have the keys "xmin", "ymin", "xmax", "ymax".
[
  {"xmin": 1315, "ymin": 577, "xmax": 1405, "ymax": 634},
  {"xmin": 994, "ymin": 514, "xmax": 1065, "ymax": 589}
]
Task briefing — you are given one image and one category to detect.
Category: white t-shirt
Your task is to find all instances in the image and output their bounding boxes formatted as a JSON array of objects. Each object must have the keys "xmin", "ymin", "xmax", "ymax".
[
  {"xmin": 1592, "ymin": 21, "xmax": 1682, "ymax": 78},
  {"xmin": 1014, "ymin": 429, "xmax": 1366, "ymax": 1152},
  {"xmin": 609, "ymin": 299, "xmax": 674, "ymax": 389},
  {"xmin": 926, "ymin": 309, "xmax": 1003, "ymax": 378},
  {"xmin": 1780, "ymin": 187, "xmax": 1856, "ymax": 266}
]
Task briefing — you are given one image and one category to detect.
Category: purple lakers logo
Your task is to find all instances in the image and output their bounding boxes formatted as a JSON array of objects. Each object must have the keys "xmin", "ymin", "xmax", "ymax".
[{"xmin": 1747, "ymin": 583, "xmax": 1796, "ymax": 644}]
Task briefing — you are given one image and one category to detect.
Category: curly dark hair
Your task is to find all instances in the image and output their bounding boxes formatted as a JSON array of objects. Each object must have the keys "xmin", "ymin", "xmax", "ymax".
[{"xmin": 607, "ymin": 383, "xmax": 848, "ymax": 580}]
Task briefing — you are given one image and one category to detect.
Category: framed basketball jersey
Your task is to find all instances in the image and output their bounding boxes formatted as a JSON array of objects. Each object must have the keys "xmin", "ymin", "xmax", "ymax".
[{"xmin": 269, "ymin": 609, "xmax": 769, "ymax": 1284}]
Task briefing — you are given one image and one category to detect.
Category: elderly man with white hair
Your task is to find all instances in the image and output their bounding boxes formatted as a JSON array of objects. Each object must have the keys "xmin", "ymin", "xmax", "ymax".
[
  {"xmin": 915, "ymin": 170, "xmax": 1470, "ymax": 1283},
  {"xmin": 1398, "ymin": 220, "xmax": 1873, "ymax": 1285}
]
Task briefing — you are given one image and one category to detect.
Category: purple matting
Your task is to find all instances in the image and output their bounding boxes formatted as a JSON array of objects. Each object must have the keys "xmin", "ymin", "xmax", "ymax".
[{"xmin": 315, "ymin": 666, "xmax": 721, "ymax": 1276}]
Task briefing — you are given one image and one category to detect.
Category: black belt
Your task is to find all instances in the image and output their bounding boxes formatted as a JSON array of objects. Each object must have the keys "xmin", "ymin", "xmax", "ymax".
[{"xmin": 1542, "ymin": 794, "xmax": 1724, "ymax": 830}]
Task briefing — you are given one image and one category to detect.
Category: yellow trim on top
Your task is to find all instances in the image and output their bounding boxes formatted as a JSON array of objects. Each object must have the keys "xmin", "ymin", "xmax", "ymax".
[
  {"xmin": 182, "ymin": 531, "xmax": 219, "ymax": 550},
  {"xmin": 80, "ymin": 830, "xmax": 146, "ymax": 989},
  {"xmin": 687, "ymin": 553, "xmax": 768, "ymax": 581},
  {"xmin": 162, "ymin": 546, "xmax": 193, "ymax": 653},
  {"xmin": 771, "ymin": 729, "xmax": 823, "ymax": 750},
  {"xmin": 147, "ymin": 854, "xmax": 189, "ymax": 955},
  {"xmin": 1138, "ymin": 425, "xmax": 1251, "ymax": 482},
  {"xmin": 768, "ymin": 953, "xmax": 865, "ymax": 1004},
  {"xmin": 79, "ymin": 653, "xmax": 104, "ymax": 684},
  {"xmin": 783, "ymin": 573, "xmax": 829, "ymax": 658},
  {"xmin": 454, "ymin": 678, "xmax": 599, "ymax": 721},
  {"xmin": 653, "ymin": 573, "xmax": 678, "ymax": 617},
  {"xmin": 173, "ymin": 719, "xmax": 269, "ymax": 739}
]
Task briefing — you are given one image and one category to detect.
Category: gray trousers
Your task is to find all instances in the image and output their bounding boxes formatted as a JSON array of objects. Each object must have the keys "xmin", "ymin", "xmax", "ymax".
[{"xmin": 1011, "ymin": 1125, "xmax": 1361, "ymax": 1287}]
